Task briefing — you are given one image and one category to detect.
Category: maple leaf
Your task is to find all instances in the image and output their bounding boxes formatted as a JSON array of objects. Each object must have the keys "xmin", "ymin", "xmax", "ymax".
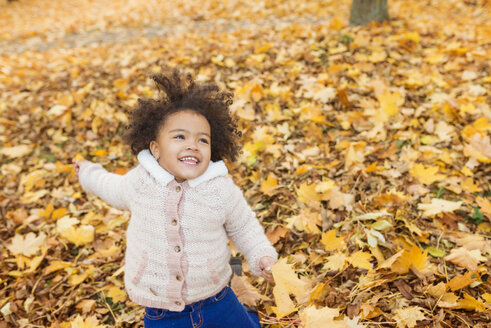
[
  {"xmin": 374, "ymin": 90, "xmax": 404, "ymax": 123},
  {"xmin": 299, "ymin": 305, "xmax": 346, "ymax": 328},
  {"xmin": 0, "ymin": 144, "xmax": 32, "ymax": 158},
  {"xmin": 56, "ymin": 216, "xmax": 95, "ymax": 246},
  {"xmin": 446, "ymin": 271, "xmax": 478, "ymax": 291},
  {"xmin": 70, "ymin": 314, "xmax": 105, "ymax": 328},
  {"xmin": 260, "ymin": 174, "xmax": 278, "ymax": 195},
  {"xmin": 348, "ymin": 251, "xmax": 373, "ymax": 270},
  {"xmin": 393, "ymin": 306, "xmax": 427, "ymax": 328},
  {"xmin": 321, "ymin": 229, "xmax": 346, "ymax": 252},
  {"xmin": 444, "ymin": 247, "xmax": 485, "ymax": 271},
  {"xmin": 296, "ymin": 182, "xmax": 323, "ymax": 203},
  {"xmin": 391, "ymin": 245, "xmax": 430, "ymax": 275},
  {"xmin": 417, "ymin": 198, "xmax": 463, "ymax": 217},
  {"xmin": 106, "ymin": 285, "xmax": 127, "ymax": 303},
  {"xmin": 323, "ymin": 253, "xmax": 348, "ymax": 271},
  {"xmin": 7, "ymin": 232, "xmax": 47, "ymax": 257},
  {"xmin": 271, "ymin": 257, "xmax": 310, "ymax": 318},
  {"xmin": 409, "ymin": 164, "xmax": 446, "ymax": 185}
]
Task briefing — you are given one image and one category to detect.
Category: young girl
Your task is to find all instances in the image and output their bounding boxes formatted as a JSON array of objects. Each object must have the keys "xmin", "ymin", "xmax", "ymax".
[{"xmin": 74, "ymin": 68, "xmax": 278, "ymax": 327}]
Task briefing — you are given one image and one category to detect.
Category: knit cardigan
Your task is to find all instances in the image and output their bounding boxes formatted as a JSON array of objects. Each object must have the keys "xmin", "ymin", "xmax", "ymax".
[{"xmin": 78, "ymin": 149, "xmax": 278, "ymax": 311}]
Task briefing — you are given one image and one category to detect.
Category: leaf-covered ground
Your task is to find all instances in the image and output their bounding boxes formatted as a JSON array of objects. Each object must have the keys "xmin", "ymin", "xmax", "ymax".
[{"xmin": 0, "ymin": 0, "xmax": 490, "ymax": 327}]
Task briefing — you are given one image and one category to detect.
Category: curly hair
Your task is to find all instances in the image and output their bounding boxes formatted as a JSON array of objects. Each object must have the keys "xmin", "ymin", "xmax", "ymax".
[{"xmin": 122, "ymin": 68, "xmax": 241, "ymax": 162}]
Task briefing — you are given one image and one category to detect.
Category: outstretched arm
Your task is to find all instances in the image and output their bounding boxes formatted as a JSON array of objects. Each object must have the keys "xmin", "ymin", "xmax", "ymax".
[
  {"xmin": 75, "ymin": 160, "xmax": 130, "ymax": 210},
  {"xmin": 223, "ymin": 179, "xmax": 278, "ymax": 279}
]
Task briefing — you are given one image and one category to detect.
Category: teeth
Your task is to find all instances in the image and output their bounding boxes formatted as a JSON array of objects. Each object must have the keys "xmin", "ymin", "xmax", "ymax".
[{"xmin": 180, "ymin": 156, "xmax": 198, "ymax": 163}]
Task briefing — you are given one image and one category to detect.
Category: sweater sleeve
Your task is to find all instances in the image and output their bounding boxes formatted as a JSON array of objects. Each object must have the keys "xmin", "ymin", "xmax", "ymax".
[
  {"xmin": 223, "ymin": 178, "xmax": 278, "ymax": 277},
  {"xmin": 78, "ymin": 161, "xmax": 130, "ymax": 210}
]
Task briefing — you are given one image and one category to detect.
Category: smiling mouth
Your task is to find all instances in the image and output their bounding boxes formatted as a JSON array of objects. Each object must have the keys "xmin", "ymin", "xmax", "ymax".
[{"xmin": 179, "ymin": 156, "xmax": 200, "ymax": 165}]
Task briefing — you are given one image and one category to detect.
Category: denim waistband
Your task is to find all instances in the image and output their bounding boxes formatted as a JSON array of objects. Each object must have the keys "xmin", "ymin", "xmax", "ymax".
[{"xmin": 164, "ymin": 274, "xmax": 233, "ymax": 313}]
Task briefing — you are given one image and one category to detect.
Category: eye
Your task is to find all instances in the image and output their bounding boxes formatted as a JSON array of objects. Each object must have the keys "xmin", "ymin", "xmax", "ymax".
[
  {"xmin": 199, "ymin": 138, "xmax": 209, "ymax": 144},
  {"xmin": 174, "ymin": 135, "xmax": 184, "ymax": 140}
]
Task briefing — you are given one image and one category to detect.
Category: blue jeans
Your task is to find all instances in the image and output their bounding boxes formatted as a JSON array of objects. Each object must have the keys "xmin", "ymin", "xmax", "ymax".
[{"xmin": 143, "ymin": 285, "xmax": 261, "ymax": 327}]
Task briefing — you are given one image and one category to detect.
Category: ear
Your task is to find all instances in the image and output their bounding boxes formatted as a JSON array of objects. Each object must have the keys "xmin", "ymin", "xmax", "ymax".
[{"xmin": 149, "ymin": 140, "xmax": 159, "ymax": 159}]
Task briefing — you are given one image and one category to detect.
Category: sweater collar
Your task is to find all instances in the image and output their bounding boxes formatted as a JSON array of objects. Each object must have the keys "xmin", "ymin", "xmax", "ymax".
[{"xmin": 137, "ymin": 149, "xmax": 228, "ymax": 188}]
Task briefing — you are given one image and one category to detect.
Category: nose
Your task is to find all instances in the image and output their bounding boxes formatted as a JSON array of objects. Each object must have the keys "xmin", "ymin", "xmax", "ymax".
[{"xmin": 186, "ymin": 142, "xmax": 198, "ymax": 151}]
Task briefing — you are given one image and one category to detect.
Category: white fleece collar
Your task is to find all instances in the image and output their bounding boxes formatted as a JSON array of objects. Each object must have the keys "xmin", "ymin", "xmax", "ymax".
[{"xmin": 137, "ymin": 149, "xmax": 228, "ymax": 188}]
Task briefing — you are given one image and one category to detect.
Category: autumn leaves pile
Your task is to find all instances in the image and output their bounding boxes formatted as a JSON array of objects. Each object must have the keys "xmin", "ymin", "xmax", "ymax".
[{"xmin": 0, "ymin": 0, "xmax": 490, "ymax": 327}]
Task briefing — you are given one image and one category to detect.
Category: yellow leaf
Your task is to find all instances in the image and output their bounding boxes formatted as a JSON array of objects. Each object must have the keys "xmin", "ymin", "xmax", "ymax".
[
  {"xmin": 44, "ymin": 260, "xmax": 73, "ymax": 275},
  {"xmin": 272, "ymin": 258, "xmax": 309, "ymax": 299},
  {"xmin": 265, "ymin": 103, "xmax": 288, "ymax": 121},
  {"xmin": 75, "ymin": 299, "xmax": 97, "ymax": 314},
  {"xmin": 260, "ymin": 175, "xmax": 278, "ymax": 195},
  {"xmin": 90, "ymin": 245, "xmax": 120, "ymax": 258},
  {"xmin": 369, "ymin": 50, "xmax": 387, "ymax": 63},
  {"xmin": 365, "ymin": 162, "xmax": 385, "ymax": 173},
  {"xmin": 271, "ymin": 258, "xmax": 309, "ymax": 318},
  {"xmin": 68, "ymin": 266, "xmax": 94, "ymax": 286},
  {"xmin": 461, "ymin": 177, "xmax": 482, "ymax": 193},
  {"xmin": 296, "ymin": 182, "xmax": 322, "ymax": 203},
  {"xmin": 297, "ymin": 208, "xmax": 322, "ymax": 234},
  {"xmin": 426, "ymin": 282, "xmax": 446, "ymax": 298},
  {"xmin": 329, "ymin": 16, "xmax": 344, "ymax": 30},
  {"xmin": 39, "ymin": 203, "xmax": 54, "ymax": 219},
  {"xmin": 463, "ymin": 133, "xmax": 491, "ymax": 163},
  {"xmin": 455, "ymin": 293, "xmax": 486, "ymax": 312},
  {"xmin": 21, "ymin": 190, "xmax": 49, "ymax": 204},
  {"xmin": 403, "ymin": 32, "xmax": 420, "ymax": 43},
  {"xmin": 52, "ymin": 208, "xmax": 67, "ymax": 220},
  {"xmin": 230, "ymin": 275, "xmax": 270, "ymax": 307},
  {"xmin": 314, "ymin": 179, "xmax": 336, "ymax": 193},
  {"xmin": 446, "ymin": 271, "xmax": 478, "ymax": 291},
  {"xmin": 393, "ymin": 306, "xmax": 427, "ymax": 328},
  {"xmin": 444, "ymin": 247, "xmax": 480, "ymax": 271},
  {"xmin": 250, "ymin": 83, "xmax": 264, "ymax": 102},
  {"xmin": 7, "ymin": 232, "xmax": 47, "ymax": 257},
  {"xmin": 299, "ymin": 305, "xmax": 344, "ymax": 328},
  {"xmin": 417, "ymin": 198, "xmax": 463, "ymax": 217},
  {"xmin": 409, "ymin": 164, "xmax": 446, "ymax": 185},
  {"xmin": 308, "ymin": 283, "xmax": 328, "ymax": 304},
  {"xmin": 113, "ymin": 78, "xmax": 129, "ymax": 91},
  {"xmin": 25, "ymin": 246, "xmax": 48, "ymax": 273},
  {"xmin": 69, "ymin": 314, "xmax": 104, "ymax": 328},
  {"xmin": 420, "ymin": 135, "xmax": 439, "ymax": 145},
  {"xmin": 348, "ymin": 251, "xmax": 373, "ymax": 270},
  {"xmin": 272, "ymin": 282, "xmax": 297, "ymax": 318},
  {"xmin": 375, "ymin": 90, "xmax": 403, "ymax": 122},
  {"xmin": 476, "ymin": 196, "xmax": 491, "ymax": 219},
  {"xmin": 391, "ymin": 245, "xmax": 429, "ymax": 274},
  {"xmin": 321, "ymin": 229, "xmax": 345, "ymax": 252},
  {"xmin": 0, "ymin": 144, "xmax": 32, "ymax": 158},
  {"xmin": 57, "ymin": 216, "xmax": 95, "ymax": 246},
  {"xmin": 106, "ymin": 286, "xmax": 127, "ymax": 303},
  {"xmin": 323, "ymin": 253, "xmax": 348, "ymax": 271},
  {"xmin": 93, "ymin": 149, "xmax": 107, "ymax": 157}
]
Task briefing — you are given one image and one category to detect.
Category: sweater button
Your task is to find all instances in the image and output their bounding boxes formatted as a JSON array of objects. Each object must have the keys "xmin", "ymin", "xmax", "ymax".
[
  {"xmin": 176, "ymin": 186, "xmax": 182, "ymax": 192},
  {"xmin": 171, "ymin": 219, "xmax": 178, "ymax": 226},
  {"xmin": 175, "ymin": 301, "xmax": 181, "ymax": 306},
  {"xmin": 176, "ymin": 275, "xmax": 182, "ymax": 281},
  {"xmin": 175, "ymin": 246, "xmax": 181, "ymax": 252}
]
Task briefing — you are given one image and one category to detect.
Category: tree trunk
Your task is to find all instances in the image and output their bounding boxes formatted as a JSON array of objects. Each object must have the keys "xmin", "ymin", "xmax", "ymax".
[{"xmin": 349, "ymin": 0, "xmax": 389, "ymax": 26}]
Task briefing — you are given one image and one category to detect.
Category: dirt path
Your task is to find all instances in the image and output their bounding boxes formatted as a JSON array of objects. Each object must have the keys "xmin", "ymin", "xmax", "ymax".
[{"xmin": 0, "ymin": 15, "xmax": 331, "ymax": 54}]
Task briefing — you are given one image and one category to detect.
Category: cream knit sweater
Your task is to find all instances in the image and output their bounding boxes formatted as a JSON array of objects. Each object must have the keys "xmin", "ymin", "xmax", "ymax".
[{"xmin": 78, "ymin": 149, "xmax": 278, "ymax": 311}]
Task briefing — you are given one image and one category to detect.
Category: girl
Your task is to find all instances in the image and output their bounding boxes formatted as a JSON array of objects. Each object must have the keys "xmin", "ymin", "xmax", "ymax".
[{"xmin": 74, "ymin": 68, "xmax": 278, "ymax": 327}]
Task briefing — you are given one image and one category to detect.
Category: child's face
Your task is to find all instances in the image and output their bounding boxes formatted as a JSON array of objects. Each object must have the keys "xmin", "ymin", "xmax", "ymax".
[{"xmin": 149, "ymin": 110, "xmax": 211, "ymax": 182}]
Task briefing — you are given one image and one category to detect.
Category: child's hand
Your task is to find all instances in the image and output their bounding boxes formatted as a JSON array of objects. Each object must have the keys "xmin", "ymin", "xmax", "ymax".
[
  {"xmin": 72, "ymin": 159, "xmax": 90, "ymax": 178},
  {"xmin": 259, "ymin": 256, "xmax": 277, "ymax": 282}
]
